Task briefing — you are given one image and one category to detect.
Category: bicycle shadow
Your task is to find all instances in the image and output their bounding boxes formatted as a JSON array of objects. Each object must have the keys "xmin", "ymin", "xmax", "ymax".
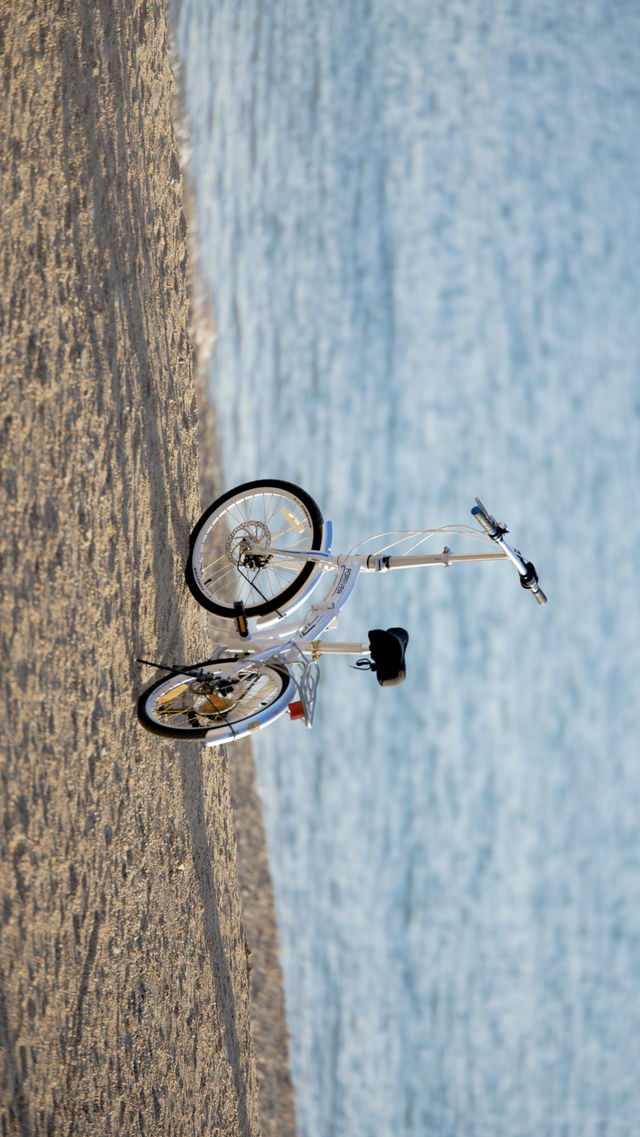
[{"xmin": 178, "ymin": 746, "xmax": 255, "ymax": 1137}]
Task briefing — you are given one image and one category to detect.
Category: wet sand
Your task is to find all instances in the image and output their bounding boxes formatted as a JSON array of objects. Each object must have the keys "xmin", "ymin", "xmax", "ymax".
[{"xmin": 0, "ymin": 4, "xmax": 286, "ymax": 1133}]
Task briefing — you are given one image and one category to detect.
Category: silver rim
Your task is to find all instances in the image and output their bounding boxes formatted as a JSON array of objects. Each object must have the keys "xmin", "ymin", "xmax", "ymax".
[
  {"xmin": 193, "ymin": 488, "xmax": 317, "ymax": 609},
  {"xmin": 145, "ymin": 666, "xmax": 287, "ymax": 732}
]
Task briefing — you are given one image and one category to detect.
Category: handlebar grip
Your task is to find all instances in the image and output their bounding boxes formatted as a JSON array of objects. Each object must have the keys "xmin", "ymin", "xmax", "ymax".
[
  {"xmin": 471, "ymin": 503, "xmax": 502, "ymax": 540},
  {"xmin": 520, "ymin": 561, "xmax": 547, "ymax": 605}
]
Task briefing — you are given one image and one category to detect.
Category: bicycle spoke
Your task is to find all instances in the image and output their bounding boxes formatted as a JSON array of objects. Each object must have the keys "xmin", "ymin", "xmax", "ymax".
[
  {"xmin": 186, "ymin": 481, "xmax": 323, "ymax": 616},
  {"xmin": 149, "ymin": 668, "xmax": 284, "ymax": 733}
]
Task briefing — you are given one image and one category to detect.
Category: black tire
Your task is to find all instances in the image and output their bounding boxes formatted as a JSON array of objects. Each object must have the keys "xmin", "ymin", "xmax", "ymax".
[
  {"xmin": 185, "ymin": 479, "xmax": 324, "ymax": 618},
  {"xmin": 137, "ymin": 659, "xmax": 294, "ymax": 741}
]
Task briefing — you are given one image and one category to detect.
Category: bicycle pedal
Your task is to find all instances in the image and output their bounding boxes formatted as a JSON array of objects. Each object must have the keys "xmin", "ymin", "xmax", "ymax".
[{"xmin": 234, "ymin": 601, "xmax": 250, "ymax": 639}]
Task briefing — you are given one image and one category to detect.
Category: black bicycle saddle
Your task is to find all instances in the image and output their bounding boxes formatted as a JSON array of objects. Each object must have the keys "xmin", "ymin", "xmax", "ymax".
[{"xmin": 367, "ymin": 627, "xmax": 409, "ymax": 687}]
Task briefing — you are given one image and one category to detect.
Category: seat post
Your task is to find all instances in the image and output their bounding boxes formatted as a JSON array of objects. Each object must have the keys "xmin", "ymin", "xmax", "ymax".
[{"xmin": 311, "ymin": 641, "xmax": 370, "ymax": 657}]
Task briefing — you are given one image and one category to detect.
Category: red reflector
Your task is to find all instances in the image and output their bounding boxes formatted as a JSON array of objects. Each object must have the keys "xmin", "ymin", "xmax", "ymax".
[{"xmin": 288, "ymin": 701, "xmax": 305, "ymax": 721}]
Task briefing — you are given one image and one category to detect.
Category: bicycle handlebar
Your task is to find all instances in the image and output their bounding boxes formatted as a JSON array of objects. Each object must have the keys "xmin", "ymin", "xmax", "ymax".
[{"xmin": 472, "ymin": 499, "xmax": 547, "ymax": 605}]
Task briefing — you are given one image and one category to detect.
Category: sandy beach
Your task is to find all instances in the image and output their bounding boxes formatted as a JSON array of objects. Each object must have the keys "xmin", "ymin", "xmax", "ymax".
[{"xmin": 1, "ymin": 3, "xmax": 294, "ymax": 1134}]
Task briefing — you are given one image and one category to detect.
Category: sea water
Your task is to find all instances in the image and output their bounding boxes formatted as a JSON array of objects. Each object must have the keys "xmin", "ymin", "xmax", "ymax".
[{"xmin": 169, "ymin": 2, "xmax": 640, "ymax": 1134}]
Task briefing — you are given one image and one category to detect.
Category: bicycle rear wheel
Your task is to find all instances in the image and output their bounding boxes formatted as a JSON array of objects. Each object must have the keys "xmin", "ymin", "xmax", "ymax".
[
  {"xmin": 185, "ymin": 479, "xmax": 324, "ymax": 618},
  {"xmin": 137, "ymin": 659, "xmax": 294, "ymax": 742}
]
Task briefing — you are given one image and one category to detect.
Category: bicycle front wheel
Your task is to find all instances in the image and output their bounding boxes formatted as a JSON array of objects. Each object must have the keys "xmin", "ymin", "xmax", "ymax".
[
  {"xmin": 137, "ymin": 659, "xmax": 294, "ymax": 742},
  {"xmin": 185, "ymin": 479, "xmax": 324, "ymax": 617}
]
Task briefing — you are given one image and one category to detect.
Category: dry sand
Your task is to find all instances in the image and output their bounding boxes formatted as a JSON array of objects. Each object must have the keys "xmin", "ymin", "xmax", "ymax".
[{"xmin": 1, "ymin": 4, "xmax": 295, "ymax": 1135}]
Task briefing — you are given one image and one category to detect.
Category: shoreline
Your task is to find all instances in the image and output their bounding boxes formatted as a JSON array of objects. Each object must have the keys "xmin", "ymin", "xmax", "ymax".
[
  {"xmin": 167, "ymin": 28, "xmax": 299, "ymax": 1137},
  {"xmin": 0, "ymin": 4, "xmax": 286, "ymax": 1133}
]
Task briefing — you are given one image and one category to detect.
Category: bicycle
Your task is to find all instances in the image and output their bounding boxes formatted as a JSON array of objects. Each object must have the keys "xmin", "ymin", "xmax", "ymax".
[{"xmin": 137, "ymin": 479, "xmax": 547, "ymax": 746}]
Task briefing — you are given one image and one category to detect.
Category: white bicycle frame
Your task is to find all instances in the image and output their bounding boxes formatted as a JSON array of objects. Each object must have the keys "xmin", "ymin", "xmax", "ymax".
[{"xmin": 202, "ymin": 508, "xmax": 528, "ymax": 747}]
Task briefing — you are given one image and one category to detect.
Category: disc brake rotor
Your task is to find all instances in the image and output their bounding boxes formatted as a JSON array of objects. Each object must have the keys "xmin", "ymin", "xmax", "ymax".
[{"xmin": 226, "ymin": 519, "xmax": 271, "ymax": 570}]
